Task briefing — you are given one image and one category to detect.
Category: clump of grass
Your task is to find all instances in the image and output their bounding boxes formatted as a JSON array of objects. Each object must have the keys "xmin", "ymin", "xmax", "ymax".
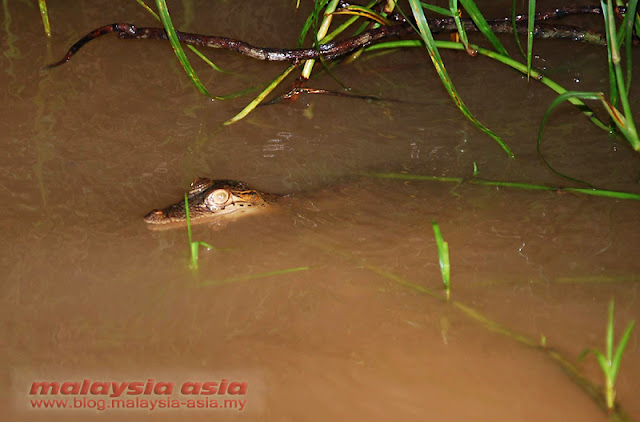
[
  {"xmin": 431, "ymin": 220, "xmax": 451, "ymax": 300},
  {"xmin": 580, "ymin": 299, "xmax": 635, "ymax": 411},
  {"xmin": 184, "ymin": 194, "xmax": 215, "ymax": 270},
  {"xmin": 125, "ymin": 0, "xmax": 638, "ymax": 157}
]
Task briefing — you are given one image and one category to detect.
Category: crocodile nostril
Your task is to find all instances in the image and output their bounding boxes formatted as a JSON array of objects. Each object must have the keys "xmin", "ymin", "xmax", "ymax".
[{"xmin": 144, "ymin": 209, "xmax": 166, "ymax": 222}]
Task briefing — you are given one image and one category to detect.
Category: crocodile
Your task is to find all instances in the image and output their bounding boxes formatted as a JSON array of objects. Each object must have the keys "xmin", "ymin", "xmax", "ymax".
[{"xmin": 144, "ymin": 178, "xmax": 278, "ymax": 227}]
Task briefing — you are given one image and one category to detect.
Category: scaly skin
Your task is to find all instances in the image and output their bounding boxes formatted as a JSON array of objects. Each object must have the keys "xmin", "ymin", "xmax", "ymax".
[{"xmin": 144, "ymin": 178, "xmax": 277, "ymax": 227}]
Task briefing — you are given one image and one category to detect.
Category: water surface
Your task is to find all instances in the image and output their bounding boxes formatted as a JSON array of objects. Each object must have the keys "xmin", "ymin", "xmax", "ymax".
[{"xmin": 2, "ymin": 1, "xmax": 639, "ymax": 420}]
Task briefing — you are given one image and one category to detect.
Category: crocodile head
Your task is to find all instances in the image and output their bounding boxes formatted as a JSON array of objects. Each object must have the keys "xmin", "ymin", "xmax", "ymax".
[{"xmin": 144, "ymin": 178, "xmax": 277, "ymax": 227}]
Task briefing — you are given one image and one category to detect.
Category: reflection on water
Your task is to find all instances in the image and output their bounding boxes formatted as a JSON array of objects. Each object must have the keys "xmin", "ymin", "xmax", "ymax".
[
  {"xmin": 262, "ymin": 132, "xmax": 292, "ymax": 158},
  {"xmin": 2, "ymin": 0, "xmax": 640, "ymax": 421}
]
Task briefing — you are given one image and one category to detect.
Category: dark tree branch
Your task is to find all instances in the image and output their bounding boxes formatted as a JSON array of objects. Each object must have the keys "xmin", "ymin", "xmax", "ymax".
[{"xmin": 45, "ymin": 5, "xmax": 633, "ymax": 69}]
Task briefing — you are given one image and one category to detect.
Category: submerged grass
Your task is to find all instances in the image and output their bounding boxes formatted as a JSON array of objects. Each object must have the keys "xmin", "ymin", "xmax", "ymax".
[
  {"xmin": 182, "ymin": 195, "xmax": 309, "ymax": 281},
  {"xmin": 304, "ymin": 234, "xmax": 635, "ymax": 420},
  {"xmin": 365, "ymin": 171, "xmax": 640, "ymax": 201},
  {"xmin": 556, "ymin": 274, "xmax": 640, "ymax": 284},
  {"xmin": 199, "ymin": 266, "xmax": 311, "ymax": 287},
  {"xmin": 183, "ymin": 194, "xmax": 215, "ymax": 271},
  {"xmin": 580, "ymin": 299, "xmax": 635, "ymax": 411},
  {"xmin": 431, "ymin": 220, "xmax": 450, "ymax": 300}
]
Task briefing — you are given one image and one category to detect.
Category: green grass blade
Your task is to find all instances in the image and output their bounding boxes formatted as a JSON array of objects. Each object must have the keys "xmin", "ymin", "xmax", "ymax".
[
  {"xmin": 579, "ymin": 299, "xmax": 635, "ymax": 408},
  {"xmin": 420, "ymin": 2, "xmax": 455, "ymax": 17},
  {"xmin": 526, "ymin": 0, "xmax": 535, "ymax": 80},
  {"xmin": 189, "ymin": 242, "xmax": 199, "ymax": 270},
  {"xmin": 458, "ymin": 0, "xmax": 509, "ymax": 56},
  {"xmin": 324, "ymin": 0, "xmax": 378, "ymax": 42},
  {"xmin": 196, "ymin": 241, "xmax": 236, "ymax": 252},
  {"xmin": 618, "ymin": 0, "xmax": 638, "ymax": 93},
  {"xmin": 601, "ymin": 86, "xmax": 640, "ymax": 151},
  {"xmin": 595, "ymin": 352, "xmax": 610, "ymax": 376},
  {"xmin": 301, "ymin": 0, "xmax": 340, "ymax": 79},
  {"xmin": 632, "ymin": 8, "xmax": 640, "ymax": 92},
  {"xmin": 313, "ymin": 0, "xmax": 379, "ymax": 80},
  {"xmin": 408, "ymin": 0, "xmax": 513, "ymax": 157},
  {"xmin": 537, "ymin": 87, "xmax": 640, "ymax": 181},
  {"xmin": 579, "ymin": 347, "xmax": 602, "ymax": 361},
  {"xmin": 449, "ymin": 44, "xmax": 606, "ymax": 131},
  {"xmin": 431, "ymin": 220, "xmax": 451, "ymax": 299},
  {"xmin": 184, "ymin": 193, "xmax": 193, "ymax": 245},
  {"xmin": 346, "ymin": 1, "xmax": 382, "ymax": 33},
  {"xmin": 312, "ymin": 0, "xmax": 378, "ymax": 66},
  {"xmin": 610, "ymin": 320, "xmax": 636, "ymax": 382},
  {"xmin": 603, "ymin": 0, "xmax": 640, "ymax": 150},
  {"xmin": 38, "ymin": 0, "xmax": 51, "ymax": 38},
  {"xmin": 364, "ymin": 171, "xmax": 640, "ymax": 201},
  {"xmin": 368, "ymin": 40, "xmax": 609, "ymax": 131},
  {"xmin": 135, "ymin": 0, "xmax": 160, "ymax": 20},
  {"xmin": 564, "ymin": 188, "xmax": 640, "ymax": 200},
  {"xmin": 511, "ymin": 0, "xmax": 526, "ymax": 57},
  {"xmin": 602, "ymin": 1, "xmax": 619, "ymax": 112},
  {"xmin": 184, "ymin": 193, "xmax": 199, "ymax": 270},
  {"xmin": 449, "ymin": 0, "xmax": 471, "ymax": 52},
  {"xmin": 215, "ymin": 83, "xmax": 266, "ymax": 100},
  {"xmin": 332, "ymin": 6, "xmax": 392, "ymax": 26},
  {"xmin": 198, "ymin": 241, "xmax": 214, "ymax": 250},
  {"xmin": 298, "ymin": 0, "xmax": 331, "ymax": 47},
  {"xmin": 580, "ymin": 348, "xmax": 610, "ymax": 379},
  {"xmin": 136, "ymin": 0, "xmax": 229, "ymax": 73},
  {"xmin": 154, "ymin": 0, "xmax": 215, "ymax": 98},
  {"xmin": 537, "ymin": 91, "xmax": 605, "ymax": 186},
  {"xmin": 223, "ymin": 64, "xmax": 297, "ymax": 125},
  {"xmin": 186, "ymin": 45, "xmax": 230, "ymax": 74}
]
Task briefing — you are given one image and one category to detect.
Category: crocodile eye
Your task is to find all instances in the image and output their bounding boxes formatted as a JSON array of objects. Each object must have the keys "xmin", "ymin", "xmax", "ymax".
[
  {"xmin": 205, "ymin": 189, "xmax": 231, "ymax": 210},
  {"xmin": 211, "ymin": 189, "xmax": 230, "ymax": 204}
]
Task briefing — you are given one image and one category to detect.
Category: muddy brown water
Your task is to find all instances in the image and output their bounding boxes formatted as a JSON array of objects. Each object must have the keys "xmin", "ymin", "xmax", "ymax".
[{"xmin": 2, "ymin": 0, "xmax": 640, "ymax": 421}]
